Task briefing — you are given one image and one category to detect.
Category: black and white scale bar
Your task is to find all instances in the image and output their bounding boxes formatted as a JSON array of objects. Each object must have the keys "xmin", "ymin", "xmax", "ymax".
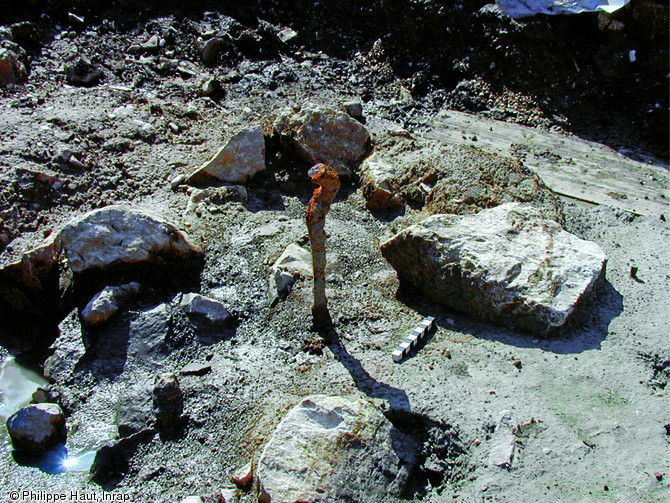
[{"xmin": 392, "ymin": 316, "xmax": 435, "ymax": 362}]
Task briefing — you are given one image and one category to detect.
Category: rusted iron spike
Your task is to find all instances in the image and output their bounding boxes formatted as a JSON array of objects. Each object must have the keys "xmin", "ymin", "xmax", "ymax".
[{"xmin": 305, "ymin": 163, "xmax": 340, "ymax": 330}]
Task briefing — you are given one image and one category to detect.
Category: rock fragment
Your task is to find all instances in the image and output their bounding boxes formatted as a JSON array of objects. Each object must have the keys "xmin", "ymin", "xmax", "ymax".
[
  {"xmin": 177, "ymin": 292, "xmax": 231, "ymax": 327},
  {"xmin": 343, "ymin": 100, "xmax": 363, "ymax": 119},
  {"xmin": 116, "ymin": 384, "xmax": 152, "ymax": 437},
  {"xmin": 57, "ymin": 205, "xmax": 202, "ymax": 273},
  {"xmin": 65, "ymin": 56, "xmax": 102, "ymax": 86},
  {"xmin": 128, "ymin": 34, "xmax": 161, "ymax": 54},
  {"xmin": 359, "ymin": 153, "xmax": 404, "ymax": 209},
  {"xmin": 381, "ymin": 203, "xmax": 607, "ymax": 333},
  {"xmin": 488, "ymin": 410, "xmax": 517, "ymax": 468},
  {"xmin": 185, "ymin": 186, "xmax": 248, "ymax": 214},
  {"xmin": 231, "ymin": 461, "xmax": 253, "ymax": 489},
  {"xmin": 7, "ymin": 205, "xmax": 183, "ymax": 317},
  {"xmin": 7, "ymin": 403, "xmax": 66, "ymax": 452},
  {"xmin": 257, "ymin": 395, "xmax": 417, "ymax": 502},
  {"xmin": 277, "ymin": 27, "xmax": 298, "ymax": 44},
  {"xmin": 358, "ymin": 134, "xmax": 560, "ymax": 217},
  {"xmin": 268, "ymin": 243, "xmax": 311, "ymax": 304},
  {"xmin": 43, "ymin": 309, "xmax": 86, "ymax": 383},
  {"xmin": 153, "ymin": 372, "xmax": 183, "ymax": 433},
  {"xmin": 273, "ymin": 104, "xmax": 370, "ymax": 177},
  {"xmin": 180, "ymin": 362, "xmax": 212, "ymax": 376},
  {"xmin": 91, "ymin": 429, "xmax": 156, "ymax": 484},
  {"xmin": 81, "ymin": 281, "xmax": 142, "ymax": 326},
  {"xmin": 0, "ymin": 47, "xmax": 27, "ymax": 84},
  {"xmin": 186, "ymin": 127, "xmax": 265, "ymax": 185},
  {"xmin": 198, "ymin": 36, "xmax": 230, "ymax": 65}
]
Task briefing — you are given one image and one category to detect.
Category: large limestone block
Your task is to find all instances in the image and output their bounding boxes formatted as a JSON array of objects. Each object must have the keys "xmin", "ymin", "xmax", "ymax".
[
  {"xmin": 381, "ymin": 203, "xmax": 607, "ymax": 333},
  {"xmin": 273, "ymin": 104, "xmax": 370, "ymax": 176},
  {"xmin": 186, "ymin": 126, "xmax": 266, "ymax": 185},
  {"xmin": 58, "ymin": 206, "xmax": 201, "ymax": 273},
  {"xmin": 257, "ymin": 395, "xmax": 416, "ymax": 503},
  {"xmin": 0, "ymin": 206, "xmax": 201, "ymax": 314}
]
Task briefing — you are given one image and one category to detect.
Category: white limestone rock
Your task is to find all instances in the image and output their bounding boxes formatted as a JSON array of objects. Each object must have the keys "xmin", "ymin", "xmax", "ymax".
[
  {"xmin": 359, "ymin": 153, "xmax": 404, "ymax": 209},
  {"xmin": 257, "ymin": 395, "xmax": 417, "ymax": 503},
  {"xmin": 186, "ymin": 126, "xmax": 265, "ymax": 185},
  {"xmin": 488, "ymin": 410, "xmax": 517, "ymax": 468},
  {"xmin": 273, "ymin": 104, "xmax": 370, "ymax": 177},
  {"xmin": 268, "ymin": 243, "xmax": 312, "ymax": 304},
  {"xmin": 381, "ymin": 203, "xmax": 607, "ymax": 333},
  {"xmin": 58, "ymin": 206, "xmax": 201, "ymax": 273}
]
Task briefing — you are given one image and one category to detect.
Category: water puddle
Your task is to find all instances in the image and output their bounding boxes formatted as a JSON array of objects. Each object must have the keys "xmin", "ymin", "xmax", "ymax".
[
  {"xmin": 0, "ymin": 356, "xmax": 48, "ymax": 421},
  {"xmin": 0, "ymin": 356, "xmax": 97, "ymax": 473}
]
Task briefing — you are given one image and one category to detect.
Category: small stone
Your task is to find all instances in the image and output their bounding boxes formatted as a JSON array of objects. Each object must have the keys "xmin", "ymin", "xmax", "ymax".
[
  {"xmin": 0, "ymin": 47, "xmax": 27, "ymax": 84},
  {"xmin": 343, "ymin": 100, "xmax": 363, "ymax": 119},
  {"xmin": 199, "ymin": 36, "xmax": 229, "ymax": 65},
  {"xmin": 43, "ymin": 309, "xmax": 86, "ymax": 383},
  {"xmin": 512, "ymin": 360, "xmax": 522, "ymax": 369},
  {"xmin": 277, "ymin": 27, "xmax": 298, "ymax": 44},
  {"xmin": 68, "ymin": 12, "xmax": 85, "ymax": 24},
  {"xmin": 359, "ymin": 153, "xmax": 404, "ymax": 209},
  {"xmin": 153, "ymin": 373, "xmax": 183, "ymax": 432},
  {"xmin": 654, "ymin": 472, "xmax": 663, "ymax": 481},
  {"xmin": 488, "ymin": 410, "xmax": 516, "ymax": 468},
  {"xmin": 65, "ymin": 56, "xmax": 102, "ymax": 86},
  {"xmin": 170, "ymin": 174, "xmax": 187, "ymax": 190},
  {"xmin": 199, "ymin": 77, "xmax": 220, "ymax": 97},
  {"xmin": 91, "ymin": 429, "xmax": 156, "ymax": 484},
  {"xmin": 268, "ymin": 243, "xmax": 311, "ymax": 304},
  {"xmin": 543, "ymin": 448, "xmax": 552, "ymax": 455},
  {"xmin": 178, "ymin": 293, "xmax": 231, "ymax": 327},
  {"xmin": 180, "ymin": 362, "xmax": 212, "ymax": 376},
  {"xmin": 168, "ymin": 122, "xmax": 180, "ymax": 134},
  {"xmin": 7, "ymin": 403, "xmax": 67, "ymax": 452},
  {"xmin": 219, "ymin": 488, "xmax": 237, "ymax": 503},
  {"xmin": 231, "ymin": 461, "xmax": 254, "ymax": 489},
  {"xmin": 116, "ymin": 385, "xmax": 152, "ymax": 437},
  {"xmin": 128, "ymin": 34, "xmax": 160, "ymax": 54},
  {"xmin": 81, "ymin": 282, "xmax": 142, "ymax": 326},
  {"xmin": 185, "ymin": 186, "xmax": 248, "ymax": 213}
]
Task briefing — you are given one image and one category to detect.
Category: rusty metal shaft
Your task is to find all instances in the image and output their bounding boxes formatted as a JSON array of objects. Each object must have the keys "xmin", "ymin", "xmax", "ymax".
[{"xmin": 305, "ymin": 164, "xmax": 340, "ymax": 330}]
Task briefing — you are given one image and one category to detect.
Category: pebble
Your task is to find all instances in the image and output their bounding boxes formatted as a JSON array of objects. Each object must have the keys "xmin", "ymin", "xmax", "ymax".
[
  {"xmin": 180, "ymin": 362, "xmax": 212, "ymax": 376},
  {"xmin": 343, "ymin": 100, "xmax": 363, "ymax": 119},
  {"xmin": 277, "ymin": 27, "xmax": 298, "ymax": 44},
  {"xmin": 170, "ymin": 174, "xmax": 187, "ymax": 190},
  {"xmin": 231, "ymin": 461, "xmax": 253, "ymax": 489}
]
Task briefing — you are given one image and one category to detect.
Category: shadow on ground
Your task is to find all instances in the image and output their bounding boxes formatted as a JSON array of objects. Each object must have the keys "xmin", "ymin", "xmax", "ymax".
[{"xmin": 396, "ymin": 279, "xmax": 623, "ymax": 355}]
